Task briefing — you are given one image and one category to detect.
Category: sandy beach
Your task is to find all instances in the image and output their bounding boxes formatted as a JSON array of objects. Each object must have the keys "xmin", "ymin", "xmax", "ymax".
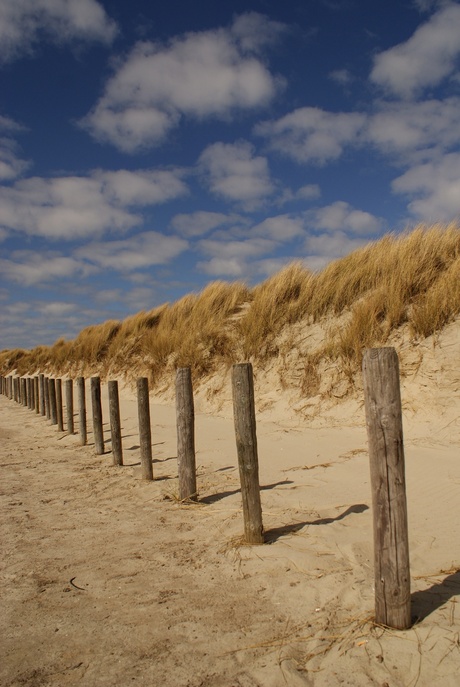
[{"xmin": 1, "ymin": 365, "xmax": 460, "ymax": 687}]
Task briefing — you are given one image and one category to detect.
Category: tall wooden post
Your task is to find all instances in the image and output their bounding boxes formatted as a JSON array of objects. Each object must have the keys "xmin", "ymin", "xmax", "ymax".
[
  {"xmin": 65, "ymin": 379, "xmax": 74, "ymax": 434},
  {"xmin": 363, "ymin": 347, "xmax": 411, "ymax": 630},
  {"xmin": 49, "ymin": 378, "xmax": 57, "ymax": 425},
  {"xmin": 56, "ymin": 379, "xmax": 64, "ymax": 431},
  {"xmin": 21, "ymin": 377, "xmax": 27, "ymax": 406},
  {"xmin": 91, "ymin": 376, "xmax": 104, "ymax": 455},
  {"xmin": 39, "ymin": 374, "xmax": 45, "ymax": 415},
  {"xmin": 34, "ymin": 376, "xmax": 39, "ymax": 413},
  {"xmin": 137, "ymin": 377, "xmax": 153, "ymax": 480},
  {"xmin": 232, "ymin": 363, "xmax": 264, "ymax": 544},
  {"xmin": 44, "ymin": 377, "xmax": 50, "ymax": 419},
  {"xmin": 76, "ymin": 377, "xmax": 87, "ymax": 446},
  {"xmin": 27, "ymin": 377, "xmax": 33, "ymax": 409},
  {"xmin": 176, "ymin": 367, "xmax": 197, "ymax": 501},
  {"xmin": 108, "ymin": 380, "xmax": 123, "ymax": 466}
]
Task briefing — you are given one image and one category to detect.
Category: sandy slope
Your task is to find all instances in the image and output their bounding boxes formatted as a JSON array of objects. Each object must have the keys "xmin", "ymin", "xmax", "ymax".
[{"xmin": 1, "ymin": 359, "xmax": 460, "ymax": 687}]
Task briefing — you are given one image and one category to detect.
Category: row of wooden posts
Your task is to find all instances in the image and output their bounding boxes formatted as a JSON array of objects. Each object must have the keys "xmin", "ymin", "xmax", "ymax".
[{"xmin": 1, "ymin": 349, "xmax": 412, "ymax": 631}]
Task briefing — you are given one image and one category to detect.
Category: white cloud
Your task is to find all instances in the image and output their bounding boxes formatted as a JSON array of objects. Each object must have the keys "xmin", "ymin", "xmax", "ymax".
[
  {"xmin": 37, "ymin": 301, "xmax": 75, "ymax": 316},
  {"xmin": 370, "ymin": 4, "xmax": 460, "ymax": 98},
  {"xmin": 304, "ymin": 231, "xmax": 369, "ymax": 270},
  {"xmin": 199, "ymin": 140, "xmax": 275, "ymax": 207},
  {"xmin": 296, "ymin": 184, "xmax": 321, "ymax": 200},
  {"xmin": 0, "ymin": 251, "xmax": 91, "ymax": 286},
  {"xmin": 329, "ymin": 68, "xmax": 353, "ymax": 86},
  {"xmin": 197, "ymin": 236, "xmax": 276, "ymax": 276},
  {"xmin": 0, "ymin": 114, "xmax": 26, "ymax": 132},
  {"xmin": 170, "ymin": 211, "xmax": 237, "ymax": 237},
  {"xmin": 392, "ymin": 152, "xmax": 460, "ymax": 220},
  {"xmin": 96, "ymin": 169, "xmax": 188, "ymax": 206},
  {"xmin": 250, "ymin": 215, "xmax": 305, "ymax": 240},
  {"xmin": 0, "ymin": 169, "xmax": 188, "ymax": 239},
  {"xmin": 256, "ymin": 107, "xmax": 366, "ymax": 164},
  {"xmin": 80, "ymin": 14, "xmax": 284, "ymax": 152},
  {"xmin": 309, "ymin": 201, "xmax": 383, "ymax": 234},
  {"xmin": 76, "ymin": 231, "xmax": 188, "ymax": 270},
  {"xmin": 0, "ymin": 137, "xmax": 30, "ymax": 180},
  {"xmin": 0, "ymin": 0, "xmax": 117, "ymax": 63},
  {"xmin": 366, "ymin": 97, "xmax": 460, "ymax": 161}
]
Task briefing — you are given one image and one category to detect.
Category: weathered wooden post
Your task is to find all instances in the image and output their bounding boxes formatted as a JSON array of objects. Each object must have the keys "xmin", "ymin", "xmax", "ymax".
[
  {"xmin": 137, "ymin": 377, "xmax": 153, "ymax": 480},
  {"xmin": 232, "ymin": 363, "xmax": 264, "ymax": 544},
  {"xmin": 76, "ymin": 377, "xmax": 87, "ymax": 446},
  {"xmin": 176, "ymin": 367, "xmax": 197, "ymax": 501},
  {"xmin": 39, "ymin": 374, "xmax": 45, "ymax": 415},
  {"xmin": 108, "ymin": 380, "xmax": 123, "ymax": 466},
  {"xmin": 21, "ymin": 377, "xmax": 27, "ymax": 406},
  {"xmin": 65, "ymin": 379, "xmax": 74, "ymax": 434},
  {"xmin": 49, "ymin": 378, "xmax": 57, "ymax": 425},
  {"xmin": 44, "ymin": 377, "xmax": 50, "ymax": 419},
  {"xmin": 34, "ymin": 376, "xmax": 39, "ymax": 413},
  {"xmin": 362, "ymin": 347, "xmax": 411, "ymax": 630},
  {"xmin": 27, "ymin": 377, "xmax": 32, "ymax": 409},
  {"xmin": 56, "ymin": 379, "xmax": 64, "ymax": 431},
  {"xmin": 91, "ymin": 376, "xmax": 104, "ymax": 455},
  {"xmin": 13, "ymin": 376, "xmax": 18, "ymax": 402}
]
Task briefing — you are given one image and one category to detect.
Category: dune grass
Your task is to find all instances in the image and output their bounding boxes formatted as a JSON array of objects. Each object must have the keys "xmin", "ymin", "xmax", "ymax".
[{"xmin": 1, "ymin": 224, "xmax": 460, "ymax": 397}]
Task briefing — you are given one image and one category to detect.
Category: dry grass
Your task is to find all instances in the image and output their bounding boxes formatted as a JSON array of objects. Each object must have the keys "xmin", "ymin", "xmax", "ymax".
[{"xmin": 1, "ymin": 224, "xmax": 460, "ymax": 400}]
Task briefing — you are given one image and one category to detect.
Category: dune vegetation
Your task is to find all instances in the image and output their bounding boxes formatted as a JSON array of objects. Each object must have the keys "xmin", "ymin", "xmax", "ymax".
[{"xmin": 1, "ymin": 223, "xmax": 460, "ymax": 400}]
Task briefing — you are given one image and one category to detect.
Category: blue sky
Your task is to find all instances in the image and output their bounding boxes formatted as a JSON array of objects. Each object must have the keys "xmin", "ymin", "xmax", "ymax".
[{"xmin": 1, "ymin": 0, "xmax": 460, "ymax": 350}]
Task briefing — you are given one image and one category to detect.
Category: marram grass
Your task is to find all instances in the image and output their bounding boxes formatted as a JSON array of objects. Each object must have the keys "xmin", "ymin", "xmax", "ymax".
[{"xmin": 1, "ymin": 224, "xmax": 460, "ymax": 398}]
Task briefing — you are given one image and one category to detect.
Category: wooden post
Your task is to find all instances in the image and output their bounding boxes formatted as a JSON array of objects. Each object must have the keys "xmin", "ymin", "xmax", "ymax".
[
  {"xmin": 39, "ymin": 374, "xmax": 45, "ymax": 415},
  {"xmin": 21, "ymin": 377, "xmax": 27, "ymax": 406},
  {"xmin": 108, "ymin": 380, "xmax": 123, "ymax": 466},
  {"xmin": 137, "ymin": 377, "xmax": 153, "ymax": 480},
  {"xmin": 27, "ymin": 377, "xmax": 32, "ymax": 409},
  {"xmin": 56, "ymin": 379, "xmax": 64, "ymax": 431},
  {"xmin": 49, "ymin": 378, "xmax": 57, "ymax": 424},
  {"xmin": 34, "ymin": 376, "xmax": 39, "ymax": 413},
  {"xmin": 13, "ymin": 376, "xmax": 18, "ymax": 402},
  {"xmin": 362, "ymin": 347, "xmax": 411, "ymax": 630},
  {"xmin": 91, "ymin": 376, "xmax": 104, "ymax": 455},
  {"xmin": 76, "ymin": 377, "xmax": 87, "ymax": 446},
  {"xmin": 176, "ymin": 367, "xmax": 197, "ymax": 501},
  {"xmin": 65, "ymin": 379, "xmax": 74, "ymax": 434},
  {"xmin": 44, "ymin": 377, "xmax": 50, "ymax": 419},
  {"xmin": 232, "ymin": 363, "xmax": 264, "ymax": 544}
]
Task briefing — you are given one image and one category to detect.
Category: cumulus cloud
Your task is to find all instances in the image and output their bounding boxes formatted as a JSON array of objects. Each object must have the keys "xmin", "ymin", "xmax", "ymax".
[
  {"xmin": 366, "ymin": 97, "xmax": 460, "ymax": 161},
  {"xmin": 199, "ymin": 140, "xmax": 275, "ymax": 208},
  {"xmin": 80, "ymin": 14, "xmax": 284, "ymax": 152},
  {"xmin": 392, "ymin": 152, "xmax": 460, "ymax": 220},
  {"xmin": 0, "ymin": 138, "xmax": 30, "ymax": 180},
  {"xmin": 170, "ymin": 211, "xmax": 238, "ymax": 237},
  {"xmin": 0, "ymin": 169, "xmax": 188, "ymax": 239},
  {"xmin": 0, "ymin": 0, "xmax": 117, "ymax": 62},
  {"xmin": 304, "ymin": 231, "xmax": 369, "ymax": 270},
  {"xmin": 255, "ymin": 107, "xmax": 366, "ymax": 164},
  {"xmin": 0, "ymin": 251, "xmax": 91, "ymax": 285},
  {"xmin": 250, "ymin": 215, "xmax": 305, "ymax": 240},
  {"xmin": 370, "ymin": 3, "xmax": 460, "ymax": 98},
  {"xmin": 329, "ymin": 68, "xmax": 353, "ymax": 86},
  {"xmin": 0, "ymin": 114, "xmax": 29, "ymax": 181},
  {"xmin": 308, "ymin": 201, "xmax": 383, "ymax": 235},
  {"xmin": 75, "ymin": 231, "xmax": 188, "ymax": 271},
  {"xmin": 197, "ymin": 236, "xmax": 276, "ymax": 276}
]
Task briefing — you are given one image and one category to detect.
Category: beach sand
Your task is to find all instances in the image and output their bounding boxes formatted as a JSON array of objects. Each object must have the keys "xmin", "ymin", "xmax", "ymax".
[{"xmin": 1, "ymin": 352, "xmax": 460, "ymax": 686}]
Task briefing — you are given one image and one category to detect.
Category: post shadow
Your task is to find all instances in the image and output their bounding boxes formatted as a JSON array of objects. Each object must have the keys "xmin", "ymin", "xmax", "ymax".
[
  {"xmin": 200, "ymin": 480, "xmax": 294, "ymax": 505},
  {"xmin": 264, "ymin": 503, "xmax": 369, "ymax": 543},
  {"xmin": 411, "ymin": 569, "xmax": 460, "ymax": 622}
]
